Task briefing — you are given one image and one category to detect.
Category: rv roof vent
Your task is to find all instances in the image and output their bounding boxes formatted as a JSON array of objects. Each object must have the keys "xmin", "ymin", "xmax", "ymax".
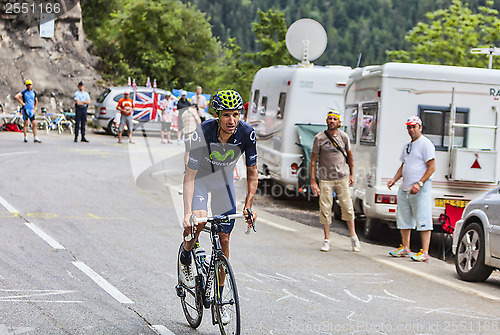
[{"xmin": 286, "ymin": 18, "xmax": 327, "ymax": 65}]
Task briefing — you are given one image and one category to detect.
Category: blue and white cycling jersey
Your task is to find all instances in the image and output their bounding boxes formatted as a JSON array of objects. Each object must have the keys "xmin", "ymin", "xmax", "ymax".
[
  {"xmin": 187, "ymin": 119, "xmax": 257, "ymax": 233},
  {"xmin": 188, "ymin": 118, "xmax": 257, "ymax": 179},
  {"xmin": 21, "ymin": 89, "xmax": 36, "ymax": 115}
]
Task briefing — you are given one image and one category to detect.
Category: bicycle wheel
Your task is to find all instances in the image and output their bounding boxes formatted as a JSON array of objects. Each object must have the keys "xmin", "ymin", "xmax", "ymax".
[
  {"xmin": 177, "ymin": 243, "xmax": 203, "ymax": 328},
  {"xmin": 214, "ymin": 253, "xmax": 240, "ymax": 335}
]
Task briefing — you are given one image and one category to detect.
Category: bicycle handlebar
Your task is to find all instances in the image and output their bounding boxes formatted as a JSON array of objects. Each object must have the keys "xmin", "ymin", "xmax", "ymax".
[{"xmin": 184, "ymin": 209, "xmax": 255, "ymax": 242}]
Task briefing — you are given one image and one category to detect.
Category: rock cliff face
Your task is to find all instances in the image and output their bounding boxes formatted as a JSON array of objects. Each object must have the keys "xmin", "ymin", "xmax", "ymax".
[{"xmin": 0, "ymin": 0, "xmax": 106, "ymax": 113}]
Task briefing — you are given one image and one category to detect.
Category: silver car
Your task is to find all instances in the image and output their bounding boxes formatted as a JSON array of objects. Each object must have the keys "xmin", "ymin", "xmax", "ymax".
[
  {"xmin": 452, "ymin": 185, "xmax": 500, "ymax": 282},
  {"xmin": 94, "ymin": 86, "xmax": 213, "ymax": 135},
  {"xmin": 94, "ymin": 86, "xmax": 170, "ymax": 135}
]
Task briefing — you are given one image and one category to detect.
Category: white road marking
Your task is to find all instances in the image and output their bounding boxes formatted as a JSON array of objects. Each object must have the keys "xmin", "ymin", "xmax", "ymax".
[
  {"xmin": 376, "ymin": 258, "xmax": 500, "ymax": 301},
  {"xmin": 310, "ymin": 289, "xmax": 340, "ymax": 302},
  {"xmin": 344, "ymin": 288, "xmax": 416, "ymax": 304},
  {"xmin": 72, "ymin": 261, "xmax": 134, "ymax": 304},
  {"xmin": 23, "ymin": 221, "xmax": 65, "ymax": 250},
  {"xmin": 0, "ymin": 195, "xmax": 18, "ymax": 213},
  {"xmin": 0, "ymin": 151, "xmax": 38, "ymax": 157},
  {"xmin": 150, "ymin": 325, "xmax": 176, "ymax": 335},
  {"xmin": 0, "ymin": 195, "xmax": 65, "ymax": 250},
  {"xmin": 258, "ymin": 217, "xmax": 297, "ymax": 232},
  {"xmin": 276, "ymin": 288, "xmax": 310, "ymax": 302}
]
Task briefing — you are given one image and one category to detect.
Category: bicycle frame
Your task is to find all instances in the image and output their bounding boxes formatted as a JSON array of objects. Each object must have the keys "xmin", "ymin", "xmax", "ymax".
[
  {"xmin": 178, "ymin": 210, "xmax": 254, "ymax": 332},
  {"xmin": 191, "ymin": 217, "xmax": 238, "ymax": 311}
]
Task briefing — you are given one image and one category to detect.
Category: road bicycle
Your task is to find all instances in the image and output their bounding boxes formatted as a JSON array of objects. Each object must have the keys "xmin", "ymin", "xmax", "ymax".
[{"xmin": 176, "ymin": 210, "xmax": 255, "ymax": 335}]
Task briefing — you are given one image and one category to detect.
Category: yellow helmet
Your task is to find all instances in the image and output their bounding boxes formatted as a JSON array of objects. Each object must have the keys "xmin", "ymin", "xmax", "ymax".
[{"xmin": 25, "ymin": 79, "xmax": 33, "ymax": 85}]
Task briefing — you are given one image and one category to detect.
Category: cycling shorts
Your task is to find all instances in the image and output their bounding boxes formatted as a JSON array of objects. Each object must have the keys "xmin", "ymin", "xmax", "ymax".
[
  {"xmin": 192, "ymin": 174, "xmax": 236, "ymax": 234},
  {"xmin": 22, "ymin": 109, "xmax": 35, "ymax": 122}
]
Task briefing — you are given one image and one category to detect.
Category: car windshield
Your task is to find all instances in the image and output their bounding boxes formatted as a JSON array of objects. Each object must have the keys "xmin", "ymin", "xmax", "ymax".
[{"xmin": 96, "ymin": 89, "xmax": 111, "ymax": 103}]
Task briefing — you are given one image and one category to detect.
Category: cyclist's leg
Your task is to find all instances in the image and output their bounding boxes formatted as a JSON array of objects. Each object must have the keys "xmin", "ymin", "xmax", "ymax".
[
  {"xmin": 210, "ymin": 181, "xmax": 237, "ymax": 259},
  {"xmin": 210, "ymin": 181, "xmax": 237, "ymax": 296},
  {"xmin": 181, "ymin": 178, "xmax": 209, "ymax": 264}
]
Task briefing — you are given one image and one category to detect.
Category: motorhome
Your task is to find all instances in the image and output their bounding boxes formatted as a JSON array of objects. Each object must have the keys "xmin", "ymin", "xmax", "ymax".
[
  {"xmin": 247, "ymin": 65, "xmax": 352, "ymax": 192},
  {"xmin": 345, "ymin": 62, "xmax": 500, "ymax": 239}
]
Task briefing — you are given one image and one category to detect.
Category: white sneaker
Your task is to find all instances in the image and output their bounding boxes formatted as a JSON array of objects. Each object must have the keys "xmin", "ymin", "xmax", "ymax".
[
  {"xmin": 320, "ymin": 239, "xmax": 330, "ymax": 252},
  {"xmin": 220, "ymin": 306, "xmax": 231, "ymax": 325},
  {"xmin": 179, "ymin": 261, "xmax": 196, "ymax": 289},
  {"xmin": 351, "ymin": 236, "xmax": 361, "ymax": 252}
]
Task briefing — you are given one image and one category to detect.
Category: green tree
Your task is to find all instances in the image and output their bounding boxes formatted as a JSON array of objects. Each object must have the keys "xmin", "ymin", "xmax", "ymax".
[
  {"xmin": 84, "ymin": 0, "xmax": 221, "ymax": 90},
  {"xmin": 244, "ymin": 9, "xmax": 296, "ymax": 68},
  {"xmin": 386, "ymin": 0, "xmax": 500, "ymax": 67}
]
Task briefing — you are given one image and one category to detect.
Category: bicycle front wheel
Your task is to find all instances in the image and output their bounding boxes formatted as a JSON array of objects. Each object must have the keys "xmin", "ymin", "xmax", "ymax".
[
  {"xmin": 177, "ymin": 243, "xmax": 203, "ymax": 328},
  {"xmin": 214, "ymin": 254, "xmax": 240, "ymax": 335}
]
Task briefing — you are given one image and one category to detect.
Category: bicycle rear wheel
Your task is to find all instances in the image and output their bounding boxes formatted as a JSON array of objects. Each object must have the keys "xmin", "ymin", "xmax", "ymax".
[
  {"xmin": 214, "ymin": 254, "xmax": 240, "ymax": 335},
  {"xmin": 177, "ymin": 243, "xmax": 203, "ymax": 328}
]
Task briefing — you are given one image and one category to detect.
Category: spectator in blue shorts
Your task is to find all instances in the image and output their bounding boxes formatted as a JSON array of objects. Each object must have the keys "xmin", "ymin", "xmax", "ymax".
[
  {"xmin": 15, "ymin": 79, "xmax": 41, "ymax": 143},
  {"xmin": 387, "ymin": 116, "xmax": 435, "ymax": 262}
]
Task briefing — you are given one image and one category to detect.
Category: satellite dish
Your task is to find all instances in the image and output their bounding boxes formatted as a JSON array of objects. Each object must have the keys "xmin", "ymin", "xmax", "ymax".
[{"xmin": 286, "ymin": 19, "xmax": 327, "ymax": 65}]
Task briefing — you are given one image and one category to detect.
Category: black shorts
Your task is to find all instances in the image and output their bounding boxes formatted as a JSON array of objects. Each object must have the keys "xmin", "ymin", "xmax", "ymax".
[
  {"xmin": 161, "ymin": 121, "xmax": 171, "ymax": 131},
  {"xmin": 22, "ymin": 109, "xmax": 35, "ymax": 122},
  {"xmin": 192, "ymin": 175, "xmax": 237, "ymax": 234}
]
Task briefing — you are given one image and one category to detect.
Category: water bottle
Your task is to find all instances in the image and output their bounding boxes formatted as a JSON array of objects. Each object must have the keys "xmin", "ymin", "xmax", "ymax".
[{"xmin": 195, "ymin": 246, "xmax": 206, "ymax": 269}]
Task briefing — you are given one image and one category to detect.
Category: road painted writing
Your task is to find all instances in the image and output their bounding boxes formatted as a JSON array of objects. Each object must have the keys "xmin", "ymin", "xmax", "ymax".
[
  {"xmin": 0, "ymin": 212, "xmax": 127, "ymax": 220},
  {"xmin": 0, "ymin": 289, "xmax": 82, "ymax": 303}
]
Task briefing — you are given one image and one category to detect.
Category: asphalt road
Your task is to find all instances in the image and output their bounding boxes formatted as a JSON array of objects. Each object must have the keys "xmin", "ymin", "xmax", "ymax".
[{"xmin": 1, "ymin": 129, "xmax": 500, "ymax": 335}]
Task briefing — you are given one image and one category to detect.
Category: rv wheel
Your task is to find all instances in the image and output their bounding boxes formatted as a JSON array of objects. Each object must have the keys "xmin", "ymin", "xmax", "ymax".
[{"xmin": 363, "ymin": 218, "xmax": 382, "ymax": 241}]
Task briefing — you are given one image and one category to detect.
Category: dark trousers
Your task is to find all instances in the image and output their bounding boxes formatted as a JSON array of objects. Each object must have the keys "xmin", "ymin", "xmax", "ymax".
[{"xmin": 75, "ymin": 105, "xmax": 87, "ymax": 137}]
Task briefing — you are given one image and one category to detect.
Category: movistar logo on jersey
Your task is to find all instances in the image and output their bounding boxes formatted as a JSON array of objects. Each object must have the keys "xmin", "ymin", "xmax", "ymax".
[{"xmin": 210, "ymin": 149, "xmax": 235, "ymax": 161}]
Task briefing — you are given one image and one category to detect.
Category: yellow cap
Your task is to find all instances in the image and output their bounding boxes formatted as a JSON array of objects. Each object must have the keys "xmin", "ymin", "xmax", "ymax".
[{"xmin": 25, "ymin": 80, "xmax": 33, "ymax": 85}]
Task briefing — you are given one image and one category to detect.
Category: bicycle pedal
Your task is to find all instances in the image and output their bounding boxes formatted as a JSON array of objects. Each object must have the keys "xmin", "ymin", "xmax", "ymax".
[{"xmin": 175, "ymin": 284, "xmax": 186, "ymax": 298}]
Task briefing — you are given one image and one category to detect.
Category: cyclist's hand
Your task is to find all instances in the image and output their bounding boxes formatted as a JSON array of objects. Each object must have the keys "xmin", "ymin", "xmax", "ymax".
[
  {"xmin": 244, "ymin": 208, "xmax": 256, "ymax": 225},
  {"xmin": 182, "ymin": 213, "xmax": 195, "ymax": 229}
]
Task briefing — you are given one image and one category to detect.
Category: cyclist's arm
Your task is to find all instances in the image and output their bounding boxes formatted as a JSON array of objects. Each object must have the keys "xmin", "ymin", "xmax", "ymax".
[
  {"xmin": 15, "ymin": 92, "xmax": 24, "ymax": 106},
  {"xmin": 183, "ymin": 166, "xmax": 197, "ymax": 214},
  {"xmin": 244, "ymin": 165, "xmax": 258, "ymax": 210},
  {"xmin": 243, "ymin": 165, "xmax": 258, "ymax": 224},
  {"xmin": 182, "ymin": 166, "xmax": 197, "ymax": 228}
]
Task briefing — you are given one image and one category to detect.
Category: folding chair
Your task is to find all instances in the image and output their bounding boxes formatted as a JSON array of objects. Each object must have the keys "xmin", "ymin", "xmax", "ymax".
[{"xmin": 438, "ymin": 203, "xmax": 465, "ymax": 260}]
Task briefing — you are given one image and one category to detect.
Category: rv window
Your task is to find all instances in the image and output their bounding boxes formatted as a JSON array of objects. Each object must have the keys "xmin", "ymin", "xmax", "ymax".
[
  {"xmin": 277, "ymin": 92, "xmax": 286, "ymax": 119},
  {"xmin": 346, "ymin": 105, "xmax": 358, "ymax": 143},
  {"xmin": 419, "ymin": 106, "xmax": 469, "ymax": 151},
  {"xmin": 360, "ymin": 104, "xmax": 378, "ymax": 145},
  {"xmin": 260, "ymin": 96, "xmax": 268, "ymax": 115},
  {"xmin": 252, "ymin": 90, "xmax": 260, "ymax": 113}
]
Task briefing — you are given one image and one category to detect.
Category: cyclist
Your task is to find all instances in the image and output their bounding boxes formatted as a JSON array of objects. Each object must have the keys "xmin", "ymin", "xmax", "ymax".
[{"xmin": 178, "ymin": 90, "xmax": 258, "ymax": 321}]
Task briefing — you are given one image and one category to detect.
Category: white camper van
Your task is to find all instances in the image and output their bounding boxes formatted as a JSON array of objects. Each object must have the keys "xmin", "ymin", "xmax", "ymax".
[
  {"xmin": 345, "ymin": 62, "xmax": 500, "ymax": 239},
  {"xmin": 247, "ymin": 65, "xmax": 352, "ymax": 191}
]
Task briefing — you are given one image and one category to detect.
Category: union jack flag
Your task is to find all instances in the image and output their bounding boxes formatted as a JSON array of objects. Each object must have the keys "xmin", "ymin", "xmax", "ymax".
[{"xmin": 133, "ymin": 91, "xmax": 165, "ymax": 121}]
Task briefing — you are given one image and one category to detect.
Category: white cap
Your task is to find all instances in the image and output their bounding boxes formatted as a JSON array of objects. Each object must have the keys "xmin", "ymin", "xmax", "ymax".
[
  {"xmin": 166, "ymin": 91, "xmax": 171, "ymax": 96},
  {"xmin": 181, "ymin": 90, "xmax": 187, "ymax": 96},
  {"xmin": 406, "ymin": 116, "xmax": 422, "ymax": 126}
]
